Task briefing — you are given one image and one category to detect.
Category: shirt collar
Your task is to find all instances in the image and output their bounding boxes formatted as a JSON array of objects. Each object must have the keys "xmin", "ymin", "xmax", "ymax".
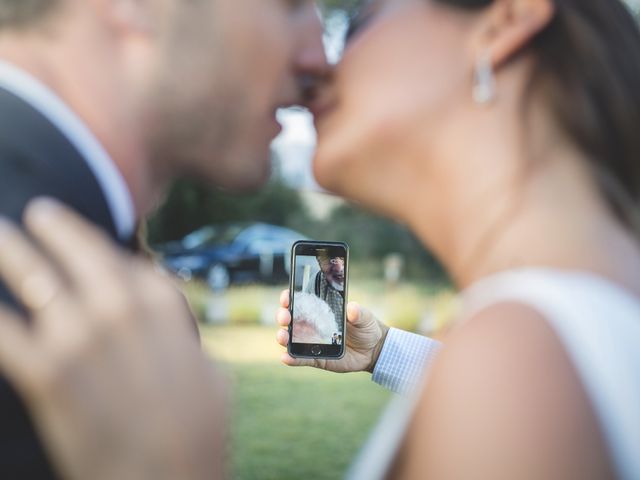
[{"xmin": 0, "ymin": 60, "xmax": 136, "ymax": 241}]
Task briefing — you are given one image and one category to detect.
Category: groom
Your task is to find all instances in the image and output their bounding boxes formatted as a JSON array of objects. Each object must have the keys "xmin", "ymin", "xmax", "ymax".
[{"xmin": 0, "ymin": 0, "xmax": 328, "ymax": 477}]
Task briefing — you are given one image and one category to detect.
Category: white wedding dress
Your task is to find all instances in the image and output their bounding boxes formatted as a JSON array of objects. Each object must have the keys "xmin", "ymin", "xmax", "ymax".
[{"xmin": 348, "ymin": 269, "xmax": 640, "ymax": 480}]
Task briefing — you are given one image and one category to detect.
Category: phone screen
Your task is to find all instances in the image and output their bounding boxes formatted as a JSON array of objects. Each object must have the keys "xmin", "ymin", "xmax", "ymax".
[{"xmin": 289, "ymin": 241, "xmax": 348, "ymax": 358}]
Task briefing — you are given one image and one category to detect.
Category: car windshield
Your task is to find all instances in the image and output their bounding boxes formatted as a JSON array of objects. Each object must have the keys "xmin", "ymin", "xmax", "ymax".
[{"xmin": 181, "ymin": 225, "xmax": 244, "ymax": 250}]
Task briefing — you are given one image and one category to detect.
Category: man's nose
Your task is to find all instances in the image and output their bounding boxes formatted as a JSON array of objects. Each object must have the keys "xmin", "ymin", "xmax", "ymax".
[{"xmin": 293, "ymin": 3, "xmax": 331, "ymax": 83}]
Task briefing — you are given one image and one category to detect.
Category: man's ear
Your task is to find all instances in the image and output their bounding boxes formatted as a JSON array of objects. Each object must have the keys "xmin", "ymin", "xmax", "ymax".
[
  {"xmin": 470, "ymin": 0, "xmax": 556, "ymax": 68},
  {"xmin": 90, "ymin": 0, "xmax": 156, "ymax": 37}
]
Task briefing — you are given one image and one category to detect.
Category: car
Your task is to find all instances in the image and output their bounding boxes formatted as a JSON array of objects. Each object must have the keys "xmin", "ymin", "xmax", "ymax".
[{"xmin": 154, "ymin": 223, "xmax": 308, "ymax": 290}]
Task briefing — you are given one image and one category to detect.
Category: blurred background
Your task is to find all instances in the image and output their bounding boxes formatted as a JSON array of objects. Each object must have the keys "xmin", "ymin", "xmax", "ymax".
[{"xmin": 146, "ymin": 2, "xmax": 640, "ymax": 479}]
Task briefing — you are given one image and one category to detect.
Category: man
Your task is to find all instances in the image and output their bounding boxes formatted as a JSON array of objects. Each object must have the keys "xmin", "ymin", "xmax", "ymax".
[
  {"xmin": 0, "ymin": 0, "xmax": 328, "ymax": 477},
  {"xmin": 305, "ymin": 253, "xmax": 345, "ymax": 331}
]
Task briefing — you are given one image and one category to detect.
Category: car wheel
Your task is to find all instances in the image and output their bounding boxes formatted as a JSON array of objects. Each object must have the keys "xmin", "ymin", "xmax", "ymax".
[{"xmin": 207, "ymin": 263, "xmax": 230, "ymax": 291}]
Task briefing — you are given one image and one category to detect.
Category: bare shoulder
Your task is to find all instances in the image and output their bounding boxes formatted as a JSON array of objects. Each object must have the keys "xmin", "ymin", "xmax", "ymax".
[{"xmin": 395, "ymin": 302, "xmax": 615, "ymax": 480}]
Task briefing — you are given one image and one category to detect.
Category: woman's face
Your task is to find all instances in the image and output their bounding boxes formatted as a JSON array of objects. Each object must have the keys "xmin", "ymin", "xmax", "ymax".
[{"xmin": 311, "ymin": 0, "xmax": 476, "ymax": 219}]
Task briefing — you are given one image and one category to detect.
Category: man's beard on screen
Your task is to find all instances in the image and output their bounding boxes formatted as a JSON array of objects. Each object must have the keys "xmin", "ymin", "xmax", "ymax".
[{"xmin": 328, "ymin": 278, "xmax": 344, "ymax": 292}]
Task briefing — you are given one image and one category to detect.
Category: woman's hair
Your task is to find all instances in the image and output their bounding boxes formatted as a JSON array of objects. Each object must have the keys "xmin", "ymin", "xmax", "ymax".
[{"xmin": 439, "ymin": 0, "xmax": 640, "ymax": 234}]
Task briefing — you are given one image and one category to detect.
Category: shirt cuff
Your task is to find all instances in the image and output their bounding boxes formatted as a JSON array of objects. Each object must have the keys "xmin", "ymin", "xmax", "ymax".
[{"xmin": 372, "ymin": 328, "xmax": 442, "ymax": 395}]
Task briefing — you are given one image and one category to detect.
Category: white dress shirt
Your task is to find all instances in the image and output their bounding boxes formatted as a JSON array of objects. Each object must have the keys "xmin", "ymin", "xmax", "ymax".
[
  {"xmin": 372, "ymin": 328, "xmax": 442, "ymax": 395},
  {"xmin": 0, "ymin": 60, "xmax": 135, "ymax": 240}
]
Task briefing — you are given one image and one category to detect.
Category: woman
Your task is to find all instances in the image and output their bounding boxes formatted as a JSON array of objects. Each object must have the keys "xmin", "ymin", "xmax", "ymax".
[
  {"xmin": 301, "ymin": 0, "xmax": 640, "ymax": 478},
  {"xmin": 0, "ymin": 0, "xmax": 639, "ymax": 479}
]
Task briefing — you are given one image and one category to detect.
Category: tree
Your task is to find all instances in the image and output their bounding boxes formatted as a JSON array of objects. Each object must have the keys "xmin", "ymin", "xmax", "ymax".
[
  {"xmin": 146, "ymin": 178, "xmax": 310, "ymax": 244},
  {"xmin": 314, "ymin": 203, "xmax": 447, "ymax": 283}
]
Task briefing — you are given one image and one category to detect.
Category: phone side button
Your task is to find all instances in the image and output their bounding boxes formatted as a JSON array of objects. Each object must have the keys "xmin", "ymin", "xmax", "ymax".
[{"xmin": 311, "ymin": 345, "xmax": 322, "ymax": 356}]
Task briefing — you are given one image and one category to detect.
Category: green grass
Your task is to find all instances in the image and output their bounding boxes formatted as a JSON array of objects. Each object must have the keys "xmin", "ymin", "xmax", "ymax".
[
  {"xmin": 189, "ymin": 280, "xmax": 458, "ymax": 478},
  {"xmin": 201, "ymin": 326, "xmax": 391, "ymax": 480}
]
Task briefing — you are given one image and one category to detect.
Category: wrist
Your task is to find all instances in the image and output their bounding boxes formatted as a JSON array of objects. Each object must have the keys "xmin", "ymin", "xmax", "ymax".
[{"xmin": 366, "ymin": 323, "xmax": 390, "ymax": 374}]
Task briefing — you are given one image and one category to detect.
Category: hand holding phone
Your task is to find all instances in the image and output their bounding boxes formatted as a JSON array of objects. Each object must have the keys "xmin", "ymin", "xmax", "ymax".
[
  {"xmin": 276, "ymin": 291, "xmax": 390, "ymax": 372},
  {"xmin": 288, "ymin": 241, "xmax": 349, "ymax": 359}
]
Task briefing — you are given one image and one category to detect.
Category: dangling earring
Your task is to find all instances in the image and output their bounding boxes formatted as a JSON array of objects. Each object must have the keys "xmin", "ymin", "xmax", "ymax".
[{"xmin": 472, "ymin": 51, "xmax": 496, "ymax": 105}]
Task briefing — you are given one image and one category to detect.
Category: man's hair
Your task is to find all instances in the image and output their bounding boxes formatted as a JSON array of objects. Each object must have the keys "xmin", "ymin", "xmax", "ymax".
[
  {"xmin": 0, "ymin": 0, "xmax": 59, "ymax": 29},
  {"xmin": 292, "ymin": 292, "xmax": 337, "ymax": 342}
]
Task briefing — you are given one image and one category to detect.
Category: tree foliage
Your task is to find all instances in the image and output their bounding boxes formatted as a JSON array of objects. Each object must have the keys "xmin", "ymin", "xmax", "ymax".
[
  {"xmin": 147, "ymin": 178, "xmax": 309, "ymax": 243},
  {"xmin": 305, "ymin": 203, "xmax": 447, "ymax": 282},
  {"xmin": 147, "ymin": 178, "xmax": 447, "ymax": 283}
]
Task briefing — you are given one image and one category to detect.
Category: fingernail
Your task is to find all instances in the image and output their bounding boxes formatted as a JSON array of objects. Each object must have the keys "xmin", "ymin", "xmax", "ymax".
[{"xmin": 25, "ymin": 197, "xmax": 62, "ymax": 226}]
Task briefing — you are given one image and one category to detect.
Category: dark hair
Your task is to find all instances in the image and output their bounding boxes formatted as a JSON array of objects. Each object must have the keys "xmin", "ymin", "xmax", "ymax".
[
  {"xmin": 437, "ymin": 0, "xmax": 640, "ymax": 233},
  {"xmin": 0, "ymin": 0, "xmax": 59, "ymax": 29}
]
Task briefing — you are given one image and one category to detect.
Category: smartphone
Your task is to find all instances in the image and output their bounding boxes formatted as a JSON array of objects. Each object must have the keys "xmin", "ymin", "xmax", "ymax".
[{"xmin": 288, "ymin": 240, "xmax": 349, "ymax": 359}]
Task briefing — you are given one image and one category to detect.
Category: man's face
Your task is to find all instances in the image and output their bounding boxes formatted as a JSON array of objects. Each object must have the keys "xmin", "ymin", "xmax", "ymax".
[
  {"xmin": 319, "ymin": 256, "xmax": 345, "ymax": 291},
  {"xmin": 147, "ymin": 0, "xmax": 327, "ymax": 191}
]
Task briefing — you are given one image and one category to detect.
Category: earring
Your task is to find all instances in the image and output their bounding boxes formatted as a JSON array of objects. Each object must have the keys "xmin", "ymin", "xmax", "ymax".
[{"xmin": 472, "ymin": 51, "xmax": 496, "ymax": 105}]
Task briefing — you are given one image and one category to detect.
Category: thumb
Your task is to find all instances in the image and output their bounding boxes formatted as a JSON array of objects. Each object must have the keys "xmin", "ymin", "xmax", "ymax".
[
  {"xmin": 346, "ymin": 302, "xmax": 361, "ymax": 325},
  {"xmin": 347, "ymin": 302, "xmax": 377, "ymax": 328}
]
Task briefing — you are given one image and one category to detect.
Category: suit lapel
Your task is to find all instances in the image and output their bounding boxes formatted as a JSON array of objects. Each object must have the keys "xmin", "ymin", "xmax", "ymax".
[{"xmin": 0, "ymin": 87, "xmax": 128, "ymax": 246}]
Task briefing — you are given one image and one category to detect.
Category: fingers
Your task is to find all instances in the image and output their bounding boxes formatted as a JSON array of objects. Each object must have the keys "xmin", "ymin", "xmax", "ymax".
[
  {"xmin": 276, "ymin": 307, "xmax": 291, "ymax": 327},
  {"xmin": 276, "ymin": 327, "xmax": 289, "ymax": 347},
  {"xmin": 23, "ymin": 199, "xmax": 137, "ymax": 320},
  {"xmin": 279, "ymin": 289, "xmax": 290, "ymax": 308},
  {"xmin": 275, "ymin": 321, "xmax": 314, "ymax": 366},
  {"xmin": 275, "ymin": 315, "xmax": 319, "ymax": 368},
  {"xmin": 23, "ymin": 198, "xmax": 127, "ymax": 293},
  {"xmin": 0, "ymin": 303, "xmax": 41, "ymax": 393},
  {"xmin": 0, "ymin": 218, "xmax": 65, "ymax": 313},
  {"xmin": 280, "ymin": 352, "xmax": 318, "ymax": 368}
]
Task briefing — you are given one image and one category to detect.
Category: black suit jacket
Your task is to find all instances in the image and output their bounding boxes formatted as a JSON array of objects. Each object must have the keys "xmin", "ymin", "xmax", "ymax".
[{"xmin": 0, "ymin": 87, "xmax": 134, "ymax": 479}]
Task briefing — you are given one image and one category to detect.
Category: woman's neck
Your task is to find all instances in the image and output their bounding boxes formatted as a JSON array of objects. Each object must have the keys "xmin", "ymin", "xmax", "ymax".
[{"xmin": 409, "ymin": 133, "xmax": 640, "ymax": 296}]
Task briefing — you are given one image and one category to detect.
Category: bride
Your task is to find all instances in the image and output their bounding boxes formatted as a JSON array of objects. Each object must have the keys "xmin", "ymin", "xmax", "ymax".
[{"xmin": 278, "ymin": 0, "xmax": 640, "ymax": 478}]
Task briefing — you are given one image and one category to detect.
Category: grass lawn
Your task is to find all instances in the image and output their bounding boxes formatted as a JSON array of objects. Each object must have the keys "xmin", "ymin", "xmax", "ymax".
[{"xmin": 201, "ymin": 325, "xmax": 392, "ymax": 480}]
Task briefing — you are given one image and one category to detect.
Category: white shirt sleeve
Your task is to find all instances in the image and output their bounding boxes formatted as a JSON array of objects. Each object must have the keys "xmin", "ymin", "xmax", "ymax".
[{"xmin": 371, "ymin": 328, "xmax": 442, "ymax": 395}]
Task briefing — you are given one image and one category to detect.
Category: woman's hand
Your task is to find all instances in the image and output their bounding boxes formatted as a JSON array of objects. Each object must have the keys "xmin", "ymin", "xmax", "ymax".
[
  {"xmin": 0, "ymin": 199, "xmax": 228, "ymax": 480},
  {"xmin": 275, "ymin": 289, "xmax": 389, "ymax": 373}
]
